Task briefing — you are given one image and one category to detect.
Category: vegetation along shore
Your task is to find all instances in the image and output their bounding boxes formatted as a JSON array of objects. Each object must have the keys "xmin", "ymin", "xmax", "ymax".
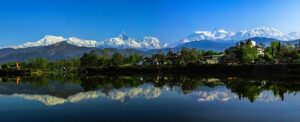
[{"xmin": 2, "ymin": 39, "xmax": 300, "ymax": 76}]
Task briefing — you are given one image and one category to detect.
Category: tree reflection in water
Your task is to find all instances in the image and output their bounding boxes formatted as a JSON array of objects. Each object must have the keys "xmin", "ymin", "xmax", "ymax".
[{"xmin": 1, "ymin": 74, "xmax": 300, "ymax": 105}]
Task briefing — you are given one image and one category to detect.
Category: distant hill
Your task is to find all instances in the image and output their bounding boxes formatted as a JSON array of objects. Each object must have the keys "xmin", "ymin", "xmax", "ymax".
[
  {"xmin": 0, "ymin": 42, "xmax": 148, "ymax": 64},
  {"xmin": 1, "ymin": 26, "xmax": 300, "ymax": 61},
  {"xmin": 171, "ymin": 26, "xmax": 300, "ymax": 51},
  {"xmin": 175, "ymin": 40, "xmax": 236, "ymax": 52},
  {"xmin": 173, "ymin": 37, "xmax": 300, "ymax": 51}
]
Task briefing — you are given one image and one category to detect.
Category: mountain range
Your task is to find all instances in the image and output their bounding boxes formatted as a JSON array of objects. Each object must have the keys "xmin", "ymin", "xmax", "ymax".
[
  {"xmin": 179, "ymin": 26, "xmax": 300, "ymax": 43},
  {"xmin": 0, "ymin": 41, "xmax": 150, "ymax": 64},
  {"xmin": 175, "ymin": 26, "xmax": 300, "ymax": 51},
  {"xmin": 2, "ymin": 33, "xmax": 166, "ymax": 50},
  {"xmin": 0, "ymin": 26, "xmax": 300, "ymax": 63}
]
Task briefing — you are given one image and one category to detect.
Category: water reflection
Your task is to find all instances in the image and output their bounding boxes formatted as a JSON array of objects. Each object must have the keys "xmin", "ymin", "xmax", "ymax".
[
  {"xmin": 0, "ymin": 75, "xmax": 300, "ymax": 106},
  {"xmin": 188, "ymin": 86, "xmax": 281, "ymax": 102}
]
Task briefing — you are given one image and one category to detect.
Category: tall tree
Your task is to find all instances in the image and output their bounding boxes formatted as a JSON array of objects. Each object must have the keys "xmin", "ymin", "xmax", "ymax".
[
  {"xmin": 240, "ymin": 44, "xmax": 259, "ymax": 63},
  {"xmin": 29, "ymin": 57, "xmax": 48, "ymax": 69},
  {"xmin": 238, "ymin": 39, "xmax": 259, "ymax": 63},
  {"xmin": 111, "ymin": 52, "xmax": 124, "ymax": 66},
  {"xmin": 80, "ymin": 51, "xmax": 99, "ymax": 68},
  {"xmin": 128, "ymin": 54, "xmax": 143, "ymax": 65}
]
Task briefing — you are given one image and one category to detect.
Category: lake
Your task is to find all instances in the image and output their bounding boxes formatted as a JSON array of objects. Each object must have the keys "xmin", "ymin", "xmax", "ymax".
[{"xmin": 0, "ymin": 75, "xmax": 300, "ymax": 122}]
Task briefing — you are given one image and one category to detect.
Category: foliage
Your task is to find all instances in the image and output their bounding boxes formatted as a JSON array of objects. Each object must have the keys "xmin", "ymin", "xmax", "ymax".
[
  {"xmin": 28, "ymin": 57, "xmax": 48, "ymax": 69},
  {"xmin": 111, "ymin": 52, "xmax": 124, "ymax": 66},
  {"xmin": 225, "ymin": 39, "xmax": 259, "ymax": 63},
  {"xmin": 3, "ymin": 39, "xmax": 300, "ymax": 70},
  {"xmin": 127, "ymin": 54, "xmax": 143, "ymax": 65},
  {"xmin": 152, "ymin": 53, "xmax": 166, "ymax": 64},
  {"xmin": 80, "ymin": 51, "xmax": 99, "ymax": 68},
  {"xmin": 239, "ymin": 43, "xmax": 259, "ymax": 63}
]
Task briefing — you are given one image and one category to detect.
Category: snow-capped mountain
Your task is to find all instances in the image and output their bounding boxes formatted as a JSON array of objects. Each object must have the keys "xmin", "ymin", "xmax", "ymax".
[
  {"xmin": 3, "ymin": 35, "xmax": 98, "ymax": 49},
  {"xmin": 283, "ymin": 32, "xmax": 300, "ymax": 41},
  {"xmin": 141, "ymin": 36, "xmax": 162, "ymax": 49},
  {"xmin": 1, "ymin": 33, "xmax": 165, "ymax": 50},
  {"xmin": 10, "ymin": 35, "xmax": 66, "ymax": 49},
  {"xmin": 180, "ymin": 26, "xmax": 300, "ymax": 44},
  {"xmin": 233, "ymin": 26, "xmax": 284, "ymax": 40},
  {"xmin": 98, "ymin": 33, "xmax": 165, "ymax": 50},
  {"xmin": 67, "ymin": 37, "xmax": 98, "ymax": 47},
  {"xmin": 182, "ymin": 28, "xmax": 235, "ymax": 43}
]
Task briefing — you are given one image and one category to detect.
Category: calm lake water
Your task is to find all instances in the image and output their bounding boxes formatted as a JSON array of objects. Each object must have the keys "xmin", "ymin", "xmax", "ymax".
[{"xmin": 1, "ymin": 75, "xmax": 300, "ymax": 122}]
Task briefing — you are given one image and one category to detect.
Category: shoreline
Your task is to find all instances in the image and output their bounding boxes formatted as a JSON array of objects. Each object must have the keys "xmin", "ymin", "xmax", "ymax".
[
  {"xmin": 3, "ymin": 64, "xmax": 300, "ymax": 77},
  {"xmin": 85, "ymin": 64, "xmax": 300, "ymax": 76}
]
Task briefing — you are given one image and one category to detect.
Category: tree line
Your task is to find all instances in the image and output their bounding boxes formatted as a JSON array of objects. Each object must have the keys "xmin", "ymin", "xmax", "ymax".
[
  {"xmin": 224, "ymin": 39, "xmax": 300, "ymax": 64},
  {"xmin": 2, "ymin": 39, "xmax": 300, "ymax": 71}
]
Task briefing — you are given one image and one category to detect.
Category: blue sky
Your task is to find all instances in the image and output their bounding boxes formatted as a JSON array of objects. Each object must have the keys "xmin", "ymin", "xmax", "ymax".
[{"xmin": 0, "ymin": 0, "xmax": 300, "ymax": 46}]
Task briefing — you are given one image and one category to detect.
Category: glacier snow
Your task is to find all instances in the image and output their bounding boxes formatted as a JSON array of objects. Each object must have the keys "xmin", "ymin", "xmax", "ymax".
[
  {"xmin": 181, "ymin": 26, "xmax": 300, "ymax": 43},
  {"xmin": 2, "ymin": 33, "xmax": 165, "ymax": 50}
]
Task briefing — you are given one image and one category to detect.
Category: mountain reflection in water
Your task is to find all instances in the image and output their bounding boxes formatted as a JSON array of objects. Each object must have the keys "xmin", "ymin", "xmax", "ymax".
[{"xmin": 0, "ymin": 75, "xmax": 298, "ymax": 106}]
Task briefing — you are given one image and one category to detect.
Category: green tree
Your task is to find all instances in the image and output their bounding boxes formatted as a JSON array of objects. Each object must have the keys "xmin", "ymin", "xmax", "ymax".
[
  {"xmin": 265, "ymin": 41, "xmax": 299, "ymax": 63},
  {"xmin": 190, "ymin": 48, "xmax": 199, "ymax": 61},
  {"xmin": 197, "ymin": 50, "xmax": 206, "ymax": 60},
  {"xmin": 240, "ymin": 44, "xmax": 259, "ymax": 63},
  {"xmin": 28, "ymin": 57, "xmax": 48, "ymax": 69},
  {"xmin": 47, "ymin": 62, "xmax": 59, "ymax": 69},
  {"xmin": 180, "ymin": 48, "xmax": 192, "ymax": 64},
  {"xmin": 128, "ymin": 54, "xmax": 143, "ymax": 65},
  {"xmin": 111, "ymin": 52, "xmax": 124, "ymax": 66},
  {"xmin": 1, "ymin": 64, "xmax": 9, "ymax": 69},
  {"xmin": 229, "ymin": 39, "xmax": 259, "ymax": 63},
  {"xmin": 152, "ymin": 53, "xmax": 166, "ymax": 64},
  {"xmin": 101, "ymin": 48, "xmax": 111, "ymax": 60},
  {"xmin": 80, "ymin": 51, "xmax": 99, "ymax": 68},
  {"xmin": 204, "ymin": 50, "xmax": 219, "ymax": 56},
  {"xmin": 264, "ymin": 41, "xmax": 280, "ymax": 59},
  {"xmin": 98, "ymin": 56, "xmax": 108, "ymax": 66},
  {"xmin": 70, "ymin": 58, "xmax": 80, "ymax": 68}
]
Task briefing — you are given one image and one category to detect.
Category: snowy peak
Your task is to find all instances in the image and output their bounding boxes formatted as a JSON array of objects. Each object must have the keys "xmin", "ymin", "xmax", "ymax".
[
  {"xmin": 67, "ymin": 37, "xmax": 98, "ymax": 47},
  {"xmin": 283, "ymin": 32, "xmax": 300, "ymax": 41},
  {"xmin": 1, "ymin": 33, "xmax": 164, "ymax": 50},
  {"xmin": 235, "ymin": 26, "xmax": 284, "ymax": 40},
  {"xmin": 3, "ymin": 35, "xmax": 98, "ymax": 49},
  {"xmin": 181, "ymin": 26, "xmax": 300, "ymax": 43},
  {"xmin": 99, "ymin": 33, "xmax": 138, "ymax": 48},
  {"xmin": 183, "ymin": 28, "xmax": 234, "ymax": 43},
  {"xmin": 212, "ymin": 28, "xmax": 235, "ymax": 40},
  {"xmin": 14, "ymin": 35, "xmax": 66, "ymax": 48},
  {"xmin": 38, "ymin": 35, "xmax": 65, "ymax": 45},
  {"xmin": 142, "ymin": 36, "xmax": 161, "ymax": 49},
  {"xmin": 99, "ymin": 33, "xmax": 163, "ymax": 49}
]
